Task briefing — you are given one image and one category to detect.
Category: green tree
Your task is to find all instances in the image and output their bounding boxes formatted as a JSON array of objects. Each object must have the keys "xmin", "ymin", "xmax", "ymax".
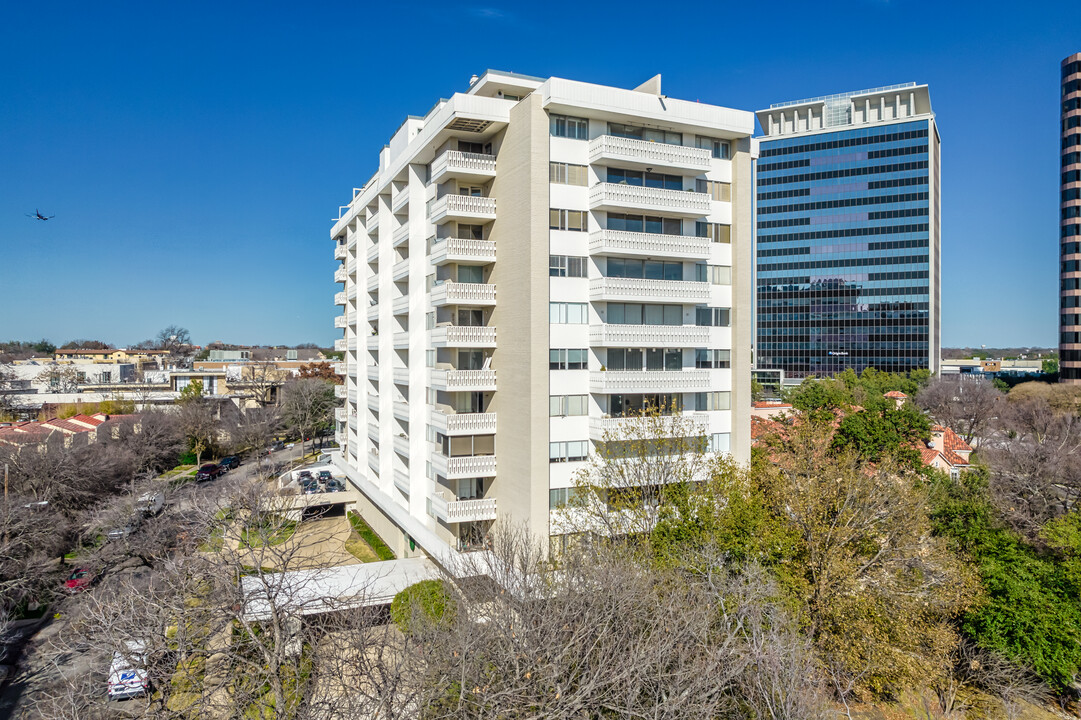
[
  {"xmin": 178, "ymin": 379, "xmax": 204, "ymax": 405},
  {"xmin": 831, "ymin": 403, "xmax": 930, "ymax": 466}
]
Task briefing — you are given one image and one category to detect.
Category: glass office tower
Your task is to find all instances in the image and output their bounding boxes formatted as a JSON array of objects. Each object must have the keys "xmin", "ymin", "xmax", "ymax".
[
  {"xmin": 1060, "ymin": 53, "xmax": 1081, "ymax": 383},
  {"xmin": 755, "ymin": 84, "xmax": 940, "ymax": 380}
]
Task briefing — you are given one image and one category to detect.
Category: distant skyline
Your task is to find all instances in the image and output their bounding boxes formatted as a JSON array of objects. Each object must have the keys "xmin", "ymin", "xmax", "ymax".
[{"xmin": 2, "ymin": 1, "xmax": 1078, "ymax": 347}]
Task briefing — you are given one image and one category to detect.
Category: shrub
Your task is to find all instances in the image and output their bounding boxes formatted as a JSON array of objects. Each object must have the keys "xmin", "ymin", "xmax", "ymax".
[{"xmin": 390, "ymin": 579, "xmax": 455, "ymax": 635}]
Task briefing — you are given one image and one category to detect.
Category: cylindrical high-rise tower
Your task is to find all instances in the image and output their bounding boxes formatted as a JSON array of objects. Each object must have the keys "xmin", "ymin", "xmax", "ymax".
[{"xmin": 1061, "ymin": 53, "xmax": 1081, "ymax": 382}]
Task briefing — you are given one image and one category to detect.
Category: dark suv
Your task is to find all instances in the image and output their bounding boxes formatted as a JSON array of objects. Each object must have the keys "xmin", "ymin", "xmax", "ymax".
[
  {"xmin": 219, "ymin": 456, "xmax": 240, "ymax": 471},
  {"xmin": 196, "ymin": 463, "xmax": 223, "ymax": 481}
]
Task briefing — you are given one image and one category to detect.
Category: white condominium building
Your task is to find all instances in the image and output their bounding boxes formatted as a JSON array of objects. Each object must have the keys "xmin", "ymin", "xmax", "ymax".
[{"xmin": 329, "ymin": 70, "xmax": 754, "ymax": 561}]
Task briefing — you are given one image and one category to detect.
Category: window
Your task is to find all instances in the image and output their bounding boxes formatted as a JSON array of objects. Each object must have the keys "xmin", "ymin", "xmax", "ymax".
[
  {"xmin": 549, "ymin": 302, "xmax": 588, "ymax": 324},
  {"xmin": 550, "ymin": 255, "xmax": 587, "ymax": 277},
  {"xmin": 550, "ymin": 348, "xmax": 588, "ymax": 370},
  {"xmin": 608, "ymin": 348, "xmax": 681, "ymax": 371},
  {"xmin": 457, "ymin": 223, "xmax": 484, "ymax": 240},
  {"xmin": 458, "ymin": 185, "xmax": 483, "ymax": 196},
  {"xmin": 550, "ymin": 208, "xmax": 588, "ymax": 231},
  {"xmin": 695, "ymin": 179, "xmax": 732, "ymax": 202},
  {"xmin": 607, "ymin": 303, "xmax": 682, "ymax": 326},
  {"xmin": 608, "ymin": 122, "xmax": 681, "ymax": 145},
  {"xmin": 606, "ymin": 213, "xmax": 681, "ymax": 235},
  {"xmin": 549, "ymin": 162, "xmax": 588, "ymax": 186},
  {"xmin": 425, "ymin": 350, "xmax": 435, "ymax": 368},
  {"xmin": 695, "ymin": 221, "xmax": 731, "ymax": 244},
  {"xmin": 550, "ymin": 394, "xmax": 588, "ymax": 417},
  {"xmin": 695, "ymin": 349, "xmax": 731, "ymax": 368},
  {"xmin": 607, "ymin": 168, "xmax": 683, "ymax": 191},
  {"xmin": 708, "ymin": 433, "xmax": 731, "ymax": 454},
  {"xmin": 549, "ymin": 487, "xmax": 582, "ymax": 508},
  {"xmin": 605, "ymin": 257, "xmax": 683, "ymax": 281},
  {"xmin": 457, "ymin": 308, "xmax": 484, "ymax": 326},
  {"xmin": 608, "ymin": 393, "xmax": 680, "ymax": 416},
  {"xmin": 101, "ymin": 371, "xmax": 112, "ymax": 383},
  {"xmin": 694, "ymin": 264, "xmax": 732, "ymax": 285},
  {"xmin": 457, "ymin": 350, "xmax": 485, "ymax": 370},
  {"xmin": 457, "ymin": 265, "xmax": 483, "ymax": 283},
  {"xmin": 550, "ymin": 114, "xmax": 588, "ymax": 139},
  {"xmin": 695, "ymin": 306, "xmax": 731, "ymax": 327},
  {"xmin": 696, "ymin": 136, "xmax": 731, "ymax": 159},
  {"xmin": 457, "ymin": 140, "xmax": 491, "ymax": 155},
  {"xmin": 694, "ymin": 391, "xmax": 731, "ymax": 411},
  {"xmin": 426, "ymin": 312, "xmax": 434, "ymax": 330},
  {"xmin": 442, "ymin": 434, "xmax": 496, "ymax": 457},
  {"xmin": 549, "ymin": 440, "xmax": 589, "ymax": 463}
]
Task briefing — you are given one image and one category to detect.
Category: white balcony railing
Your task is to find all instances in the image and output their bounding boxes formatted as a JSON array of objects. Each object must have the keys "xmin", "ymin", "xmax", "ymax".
[
  {"xmin": 334, "ymin": 314, "xmax": 348, "ymax": 329},
  {"xmin": 334, "ymin": 245, "xmax": 347, "ymax": 260},
  {"xmin": 367, "ymin": 393, "xmax": 379, "ymax": 411},
  {"xmin": 392, "ymin": 222, "xmax": 410, "ymax": 247},
  {"xmin": 366, "ymin": 243, "xmax": 379, "ymax": 264},
  {"xmin": 429, "ymin": 409, "xmax": 497, "ymax": 435},
  {"xmin": 589, "ymin": 369, "xmax": 711, "ymax": 394},
  {"xmin": 392, "ymin": 332, "xmax": 409, "ymax": 349},
  {"xmin": 393, "ymin": 368, "xmax": 409, "ymax": 385},
  {"xmin": 589, "ymin": 277, "xmax": 710, "ymax": 304},
  {"xmin": 432, "ymin": 453, "xmax": 497, "ymax": 479},
  {"xmin": 334, "ymin": 338, "xmax": 347, "ymax": 352},
  {"xmin": 335, "ymin": 407, "xmax": 347, "ymax": 421},
  {"xmin": 348, "ymin": 388, "xmax": 357, "ymax": 404},
  {"xmin": 366, "ymin": 213, "xmax": 380, "ymax": 234},
  {"xmin": 588, "ymin": 229, "xmax": 711, "ymax": 260},
  {"xmin": 367, "ymin": 335, "xmax": 380, "ymax": 350},
  {"xmin": 334, "ymin": 267, "xmax": 348, "ymax": 283},
  {"xmin": 589, "ymin": 324, "xmax": 710, "ymax": 348},
  {"xmin": 334, "ymin": 383, "xmax": 347, "ymax": 398},
  {"xmin": 393, "ymin": 399, "xmax": 409, "ymax": 421},
  {"xmin": 391, "ymin": 258, "xmax": 410, "ymax": 281},
  {"xmin": 430, "ymin": 238, "xmax": 497, "ymax": 266},
  {"xmin": 431, "ymin": 325, "xmax": 497, "ymax": 347},
  {"xmin": 348, "ymin": 415, "xmax": 358, "ymax": 432},
  {"xmin": 430, "ymin": 282, "xmax": 497, "ymax": 307},
  {"xmin": 391, "ymin": 189, "xmax": 409, "ymax": 214},
  {"xmin": 367, "ymin": 421, "xmax": 379, "ymax": 440},
  {"xmin": 332, "ymin": 361, "xmax": 346, "ymax": 376},
  {"xmin": 348, "ymin": 337, "xmax": 358, "ymax": 352},
  {"xmin": 393, "ymin": 434, "xmax": 410, "ymax": 456},
  {"xmin": 428, "ymin": 491, "xmax": 497, "ymax": 523},
  {"xmin": 429, "ymin": 368, "xmax": 497, "ymax": 392},
  {"xmin": 366, "ymin": 274, "xmax": 379, "ymax": 292},
  {"xmin": 588, "ymin": 183, "xmax": 711, "ymax": 217},
  {"xmin": 334, "ymin": 292, "xmax": 347, "ymax": 307},
  {"xmin": 588, "ymin": 135, "xmax": 712, "ymax": 172},
  {"xmin": 347, "ymin": 258, "xmax": 357, "ymax": 275},
  {"xmin": 430, "ymin": 194, "xmax": 497, "ymax": 225},
  {"xmin": 366, "ymin": 365, "xmax": 379, "ymax": 380},
  {"xmin": 588, "ymin": 413, "xmax": 710, "ymax": 442},
  {"xmin": 394, "ymin": 469, "xmax": 410, "ymax": 495},
  {"xmin": 391, "ymin": 295, "xmax": 409, "ymax": 316},
  {"xmin": 367, "ymin": 452, "xmax": 380, "ymax": 474},
  {"xmin": 430, "ymin": 150, "xmax": 497, "ymax": 184}
]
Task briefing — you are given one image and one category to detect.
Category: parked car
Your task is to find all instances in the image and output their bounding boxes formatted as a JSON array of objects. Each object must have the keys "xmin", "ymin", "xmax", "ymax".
[
  {"xmin": 326, "ymin": 479, "xmax": 345, "ymax": 493},
  {"xmin": 135, "ymin": 492, "xmax": 164, "ymax": 517},
  {"xmin": 219, "ymin": 456, "xmax": 240, "ymax": 471},
  {"xmin": 107, "ymin": 514, "xmax": 142, "ymax": 541},
  {"xmin": 317, "ymin": 470, "xmax": 333, "ymax": 485},
  {"xmin": 64, "ymin": 567, "xmax": 101, "ymax": 593},
  {"xmin": 267, "ymin": 441, "xmax": 285, "ymax": 453},
  {"xmin": 301, "ymin": 479, "xmax": 320, "ymax": 495},
  {"xmin": 107, "ymin": 643, "xmax": 148, "ymax": 700},
  {"xmin": 196, "ymin": 463, "xmax": 222, "ymax": 481}
]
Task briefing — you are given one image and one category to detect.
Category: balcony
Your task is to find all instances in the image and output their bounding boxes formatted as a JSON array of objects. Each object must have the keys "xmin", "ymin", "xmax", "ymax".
[
  {"xmin": 431, "ymin": 325, "xmax": 497, "ymax": 348},
  {"xmin": 429, "ymin": 368, "xmax": 497, "ymax": 392},
  {"xmin": 332, "ymin": 361, "xmax": 345, "ymax": 376},
  {"xmin": 430, "ymin": 238, "xmax": 497, "ymax": 266},
  {"xmin": 367, "ymin": 304, "xmax": 379, "ymax": 322},
  {"xmin": 366, "ymin": 365, "xmax": 379, "ymax": 381},
  {"xmin": 392, "ymin": 295, "xmax": 409, "ymax": 316},
  {"xmin": 347, "ymin": 258, "xmax": 357, "ymax": 275},
  {"xmin": 588, "ymin": 135, "xmax": 712, "ymax": 173},
  {"xmin": 334, "ymin": 267, "xmax": 348, "ymax": 283},
  {"xmin": 393, "ymin": 399, "xmax": 410, "ymax": 421},
  {"xmin": 589, "ymin": 324, "xmax": 710, "ymax": 348},
  {"xmin": 367, "ymin": 335, "xmax": 380, "ymax": 350},
  {"xmin": 588, "ymin": 183, "xmax": 711, "ymax": 217},
  {"xmin": 428, "ymin": 491, "xmax": 497, "ymax": 523},
  {"xmin": 334, "ymin": 338, "xmax": 347, "ymax": 352},
  {"xmin": 334, "ymin": 245, "xmax": 347, "ymax": 260},
  {"xmin": 393, "ymin": 434, "xmax": 410, "ymax": 456},
  {"xmin": 430, "ymin": 150, "xmax": 497, "ymax": 184},
  {"xmin": 334, "ymin": 384, "xmax": 347, "ymax": 398},
  {"xmin": 366, "ymin": 213, "xmax": 380, "ymax": 234},
  {"xmin": 431, "ymin": 453, "xmax": 497, "ymax": 479},
  {"xmin": 367, "ymin": 452, "xmax": 380, "ymax": 475},
  {"xmin": 366, "ymin": 243, "xmax": 379, "ymax": 264},
  {"xmin": 348, "ymin": 338, "xmax": 358, "ymax": 352},
  {"xmin": 335, "ymin": 407, "xmax": 348, "ymax": 421},
  {"xmin": 589, "ymin": 277, "xmax": 710, "ymax": 304},
  {"xmin": 430, "ymin": 194, "xmax": 496, "ymax": 225},
  {"xmin": 334, "ymin": 292, "xmax": 347, "ymax": 307},
  {"xmin": 348, "ymin": 388, "xmax": 357, "ymax": 404},
  {"xmin": 334, "ymin": 314, "xmax": 348, "ymax": 329},
  {"xmin": 348, "ymin": 415, "xmax": 358, "ymax": 432},
  {"xmin": 589, "ymin": 413, "xmax": 710, "ymax": 442},
  {"xmin": 392, "ymin": 258, "xmax": 410, "ymax": 281},
  {"xmin": 393, "ymin": 368, "xmax": 409, "ymax": 385},
  {"xmin": 589, "ymin": 369, "xmax": 711, "ymax": 394},
  {"xmin": 430, "ymin": 282, "xmax": 497, "ymax": 307},
  {"xmin": 392, "ymin": 332, "xmax": 410, "ymax": 349},
  {"xmin": 429, "ymin": 409, "xmax": 497, "ymax": 436},
  {"xmin": 366, "ymin": 274, "xmax": 379, "ymax": 292},
  {"xmin": 347, "ymin": 284, "xmax": 358, "ymax": 300},
  {"xmin": 367, "ymin": 393, "xmax": 379, "ymax": 411},
  {"xmin": 394, "ymin": 469, "xmax": 410, "ymax": 496},
  {"xmin": 391, "ymin": 189, "xmax": 409, "ymax": 214},
  {"xmin": 367, "ymin": 421, "xmax": 379, "ymax": 441},
  {"xmin": 392, "ymin": 222, "xmax": 410, "ymax": 248},
  {"xmin": 589, "ymin": 229, "xmax": 711, "ymax": 261}
]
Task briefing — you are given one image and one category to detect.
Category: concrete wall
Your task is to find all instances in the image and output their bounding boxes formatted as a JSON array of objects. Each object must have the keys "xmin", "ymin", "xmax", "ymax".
[
  {"xmin": 730, "ymin": 137, "xmax": 754, "ymax": 465},
  {"xmin": 488, "ymin": 93, "xmax": 551, "ymax": 550}
]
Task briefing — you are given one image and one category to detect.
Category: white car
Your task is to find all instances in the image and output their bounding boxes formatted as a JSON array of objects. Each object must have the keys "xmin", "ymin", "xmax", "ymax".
[
  {"xmin": 135, "ymin": 492, "xmax": 164, "ymax": 516},
  {"xmin": 107, "ymin": 644, "xmax": 148, "ymax": 700}
]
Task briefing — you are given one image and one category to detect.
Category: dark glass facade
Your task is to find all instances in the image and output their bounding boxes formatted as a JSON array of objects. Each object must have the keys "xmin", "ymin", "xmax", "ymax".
[
  {"xmin": 1061, "ymin": 53, "xmax": 1081, "ymax": 383},
  {"xmin": 756, "ymin": 119, "xmax": 939, "ymax": 379}
]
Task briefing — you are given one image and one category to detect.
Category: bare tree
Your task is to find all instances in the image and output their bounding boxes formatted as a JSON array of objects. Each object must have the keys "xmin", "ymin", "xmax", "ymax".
[
  {"xmin": 156, "ymin": 325, "xmax": 192, "ymax": 358},
  {"xmin": 280, "ymin": 378, "xmax": 336, "ymax": 458},
  {"xmin": 235, "ymin": 360, "xmax": 288, "ymax": 409},
  {"xmin": 916, "ymin": 375, "xmax": 1004, "ymax": 444},
  {"xmin": 35, "ymin": 363, "xmax": 81, "ymax": 393},
  {"xmin": 175, "ymin": 400, "xmax": 220, "ymax": 466}
]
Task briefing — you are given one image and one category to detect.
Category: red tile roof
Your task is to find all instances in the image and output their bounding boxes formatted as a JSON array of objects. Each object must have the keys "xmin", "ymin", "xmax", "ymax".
[
  {"xmin": 885, "ymin": 391, "xmax": 908, "ymax": 399},
  {"xmin": 753, "ymin": 401, "xmax": 792, "ymax": 409},
  {"xmin": 940, "ymin": 426, "xmax": 972, "ymax": 454}
]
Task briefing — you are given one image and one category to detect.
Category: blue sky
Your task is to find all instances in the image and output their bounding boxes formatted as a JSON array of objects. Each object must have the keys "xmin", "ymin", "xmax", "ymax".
[{"xmin": 0, "ymin": 0, "xmax": 1077, "ymax": 348}]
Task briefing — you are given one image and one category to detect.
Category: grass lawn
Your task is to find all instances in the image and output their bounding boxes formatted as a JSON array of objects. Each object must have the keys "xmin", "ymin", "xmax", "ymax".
[
  {"xmin": 240, "ymin": 517, "xmax": 297, "ymax": 548},
  {"xmin": 347, "ymin": 511, "xmax": 395, "ymax": 561},
  {"xmin": 198, "ymin": 509, "xmax": 234, "ymax": 553}
]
